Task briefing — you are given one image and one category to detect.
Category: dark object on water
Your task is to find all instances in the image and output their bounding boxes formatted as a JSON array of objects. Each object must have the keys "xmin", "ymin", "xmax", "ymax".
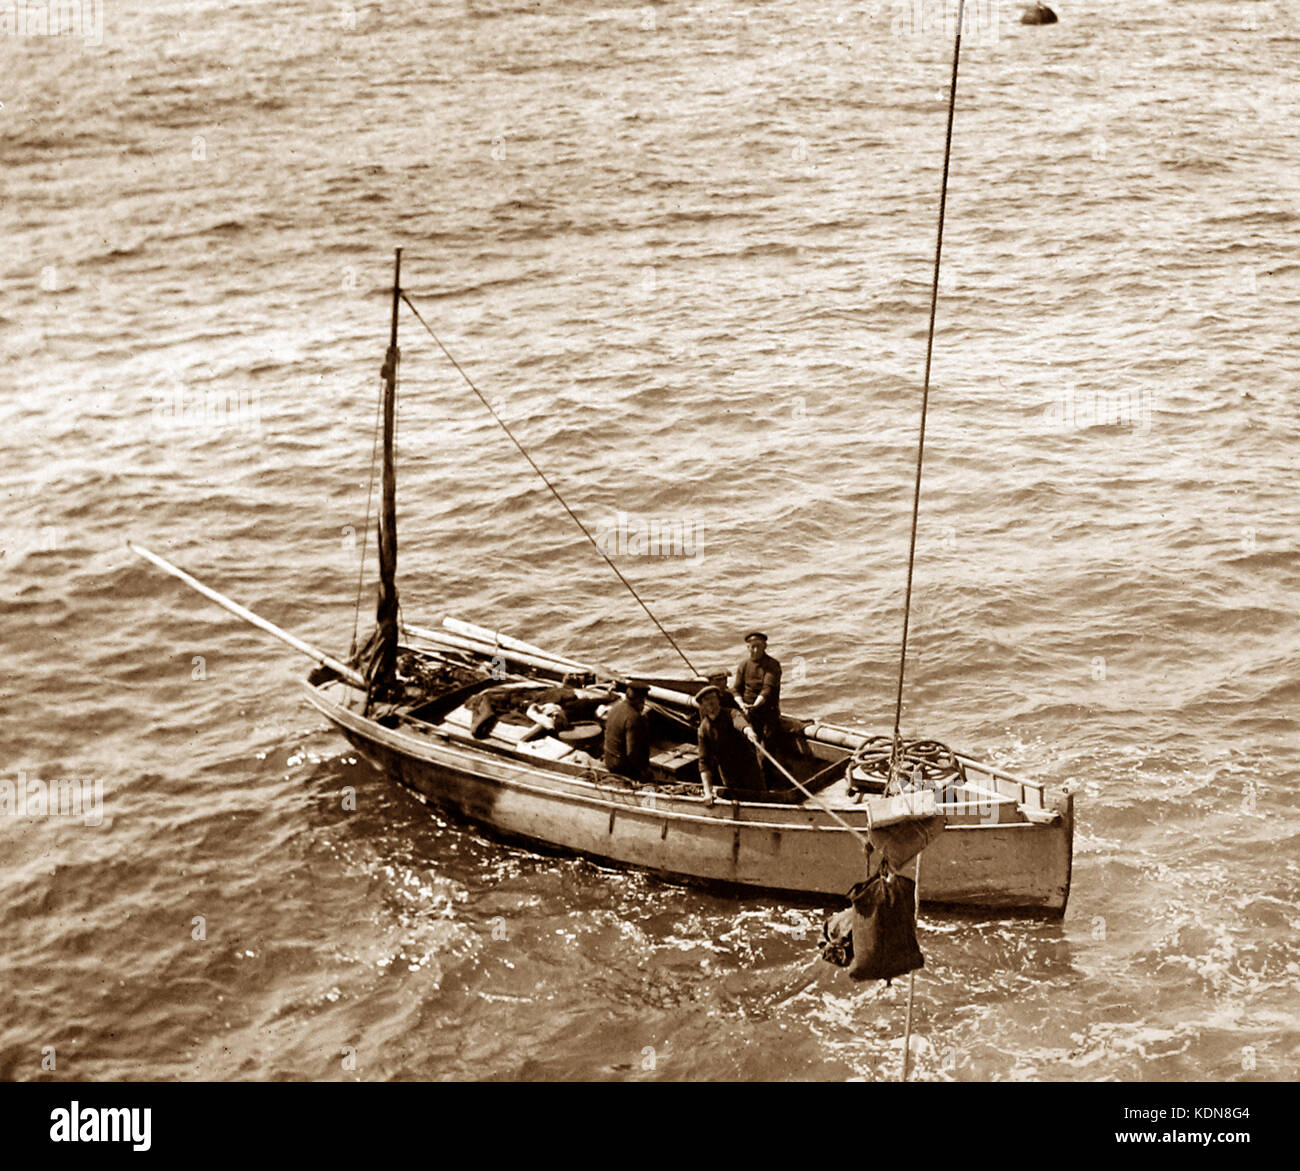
[
  {"xmin": 819, "ymin": 864, "xmax": 924, "ymax": 984},
  {"xmin": 1020, "ymin": 3, "xmax": 1058, "ymax": 24}
]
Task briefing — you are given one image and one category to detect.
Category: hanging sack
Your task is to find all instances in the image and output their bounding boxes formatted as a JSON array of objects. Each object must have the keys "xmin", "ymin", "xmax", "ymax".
[
  {"xmin": 844, "ymin": 866, "xmax": 924, "ymax": 983},
  {"xmin": 819, "ymin": 861, "xmax": 924, "ymax": 984}
]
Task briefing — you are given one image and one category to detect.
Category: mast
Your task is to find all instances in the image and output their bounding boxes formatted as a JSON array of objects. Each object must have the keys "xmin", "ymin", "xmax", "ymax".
[{"xmin": 358, "ymin": 248, "xmax": 403, "ymax": 705}]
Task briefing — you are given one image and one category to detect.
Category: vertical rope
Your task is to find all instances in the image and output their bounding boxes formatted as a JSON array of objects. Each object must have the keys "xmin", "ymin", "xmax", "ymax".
[
  {"xmin": 890, "ymin": 0, "xmax": 966, "ymax": 775},
  {"xmin": 895, "ymin": 0, "xmax": 963, "ymax": 1085},
  {"xmin": 901, "ymin": 849, "xmax": 923, "ymax": 1081}
]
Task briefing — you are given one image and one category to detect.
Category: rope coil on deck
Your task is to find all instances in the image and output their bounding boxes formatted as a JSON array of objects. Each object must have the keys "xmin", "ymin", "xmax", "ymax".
[{"xmin": 848, "ymin": 736, "xmax": 967, "ymax": 795}]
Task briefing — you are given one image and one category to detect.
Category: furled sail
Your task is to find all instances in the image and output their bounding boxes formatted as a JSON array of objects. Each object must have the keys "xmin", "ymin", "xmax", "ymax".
[{"xmin": 356, "ymin": 252, "xmax": 403, "ymax": 706}]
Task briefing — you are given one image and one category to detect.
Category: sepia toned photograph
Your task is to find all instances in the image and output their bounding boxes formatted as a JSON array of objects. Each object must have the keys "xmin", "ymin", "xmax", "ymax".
[{"xmin": 1, "ymin": 0, "xmax": 1293, "ymax": 1137}]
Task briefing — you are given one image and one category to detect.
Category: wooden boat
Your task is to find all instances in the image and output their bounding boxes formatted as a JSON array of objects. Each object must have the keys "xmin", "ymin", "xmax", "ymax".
[
  {"xmin": 300, "ymin": 615, "xmax": 1072, "ymax": 913},
  {"xmin": 130, "ymin": 249, "xmax": 1072, "ymax": 916},
  {"xmin": 132, "ymin": 23, "xmax": 1080, "ymax": 916}
]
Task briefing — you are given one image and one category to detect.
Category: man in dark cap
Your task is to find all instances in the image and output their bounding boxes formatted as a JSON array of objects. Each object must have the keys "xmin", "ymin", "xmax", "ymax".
[
  {"xmin": 732, "ymin": 631, "xmax": 782, "ymax": 745},
  {"xmin": 603, "ymin": 679, "xmax": 651, "ymax": 781},
  {"xmin": 695, "ymin": 685, "xmax": 765, "ymax": 803}
]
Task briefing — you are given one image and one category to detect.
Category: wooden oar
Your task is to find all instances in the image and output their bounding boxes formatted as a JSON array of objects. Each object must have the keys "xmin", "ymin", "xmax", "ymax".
[
  {"xmin": 404, "ymin": 625, "xmax": 583, "ymax": 674},
  {"xmin": 443, "ymin": 616, "xmax": 589, "ymax": 671},
  {"xmin": 127, "ymin": 541, "xmax": 367, "ymax": 690},
  {"xmin": 441, "ymin": 617, "xmax": 638, "ymax": 688}
]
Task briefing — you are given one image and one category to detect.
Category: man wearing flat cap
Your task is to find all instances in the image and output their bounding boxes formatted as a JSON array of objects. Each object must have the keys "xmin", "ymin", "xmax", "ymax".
[
  {"xmin": 695, "ymin": 685, "xmax": 765, "ymax": 803},
  {"xmin": 732, "ymin": 631, "xmax": 782, "ymax": 746},
  {"xmin": 603, "ymin": 679, "xmax": 651, "ymax": 781}
]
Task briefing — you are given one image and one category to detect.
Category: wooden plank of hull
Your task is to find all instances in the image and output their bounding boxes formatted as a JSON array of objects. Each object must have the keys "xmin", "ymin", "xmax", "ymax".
[{"xmin": 304, "ymin": 683, "xmax": 1071, "ymax": 914}]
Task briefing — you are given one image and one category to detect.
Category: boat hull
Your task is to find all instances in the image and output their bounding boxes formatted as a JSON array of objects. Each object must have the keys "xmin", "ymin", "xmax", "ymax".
[{"xmin": 305, "ymin": 683, "xmax": 1072, "ymax": 915}]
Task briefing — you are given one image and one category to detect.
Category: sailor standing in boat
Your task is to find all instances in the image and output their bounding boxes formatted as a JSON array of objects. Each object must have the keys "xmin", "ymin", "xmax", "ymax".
[
  {"xmin": 695, "ymin": 685, "xmax": 765, "ymax": 804},
  {"xmin": 732, "ymin": 631, "xmax": 781, "ymax": 744},
  {"xmin": 603, "ymin": 679, "xmax": 651, "ymax": 781}
]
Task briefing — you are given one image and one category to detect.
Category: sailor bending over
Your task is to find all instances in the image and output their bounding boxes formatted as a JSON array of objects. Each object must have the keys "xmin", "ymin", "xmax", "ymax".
[{"xmin": 695, "ymin": 685, "xmax": 765, "ymax": 803}]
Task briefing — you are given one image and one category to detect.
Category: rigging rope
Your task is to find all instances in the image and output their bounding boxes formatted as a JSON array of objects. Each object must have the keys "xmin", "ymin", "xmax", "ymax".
[
  {"xmin": 399, "ymin": 291, "xmax": 700, "ymax": 677},
  {"xmin": 752, "ymin": 737, "xmax": 874, "ymax": 851},
  {"xmin": 890, "ymin": 0, "xmax": 965, "ymax": 782},
  {"xmin": 890, "ymin": 0, "xmax": 965, "ymax": 1086}
]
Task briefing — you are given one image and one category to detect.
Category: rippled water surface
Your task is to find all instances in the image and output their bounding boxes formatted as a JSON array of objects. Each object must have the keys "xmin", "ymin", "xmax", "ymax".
[{"xmin": 1, "ymin": 0, "xmax": 1297, "ymax": 1081}]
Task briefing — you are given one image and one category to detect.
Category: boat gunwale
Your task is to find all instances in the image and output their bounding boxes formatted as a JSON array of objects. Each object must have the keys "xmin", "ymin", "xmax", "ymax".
[
  {"xmin": 302, "ymin": 679, "xmax": 944, "ymax": 834},
  {"xmin": 400, "ymin": 633, "xmax": 1054, "ymax": 804}
]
